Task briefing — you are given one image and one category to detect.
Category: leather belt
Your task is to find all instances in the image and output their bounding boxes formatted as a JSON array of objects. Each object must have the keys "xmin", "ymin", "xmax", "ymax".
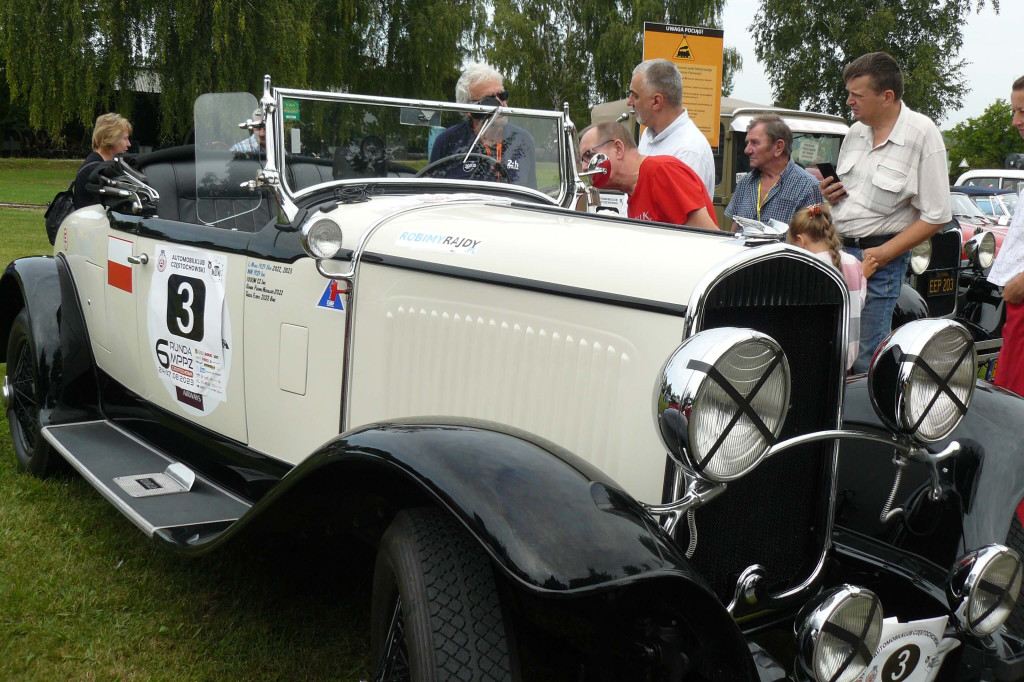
[{"xmin": 842, "ymin": 234, "xmax": 896, "ymax": 249}]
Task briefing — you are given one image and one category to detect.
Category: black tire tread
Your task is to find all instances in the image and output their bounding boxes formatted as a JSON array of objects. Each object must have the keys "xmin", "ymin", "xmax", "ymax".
[{"xmin": 381, "ymin": 507, "xmax": 513, "ymax": 681}]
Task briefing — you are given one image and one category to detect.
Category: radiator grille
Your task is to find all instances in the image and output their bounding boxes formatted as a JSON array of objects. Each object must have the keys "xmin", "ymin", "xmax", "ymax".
[
  {"xmin": 910, "ymin": 227, "xmax": 962, "ymax": 318},
  {"xmin": 681, "ymin": 254, "xmax": 846, "ymax": 602}
]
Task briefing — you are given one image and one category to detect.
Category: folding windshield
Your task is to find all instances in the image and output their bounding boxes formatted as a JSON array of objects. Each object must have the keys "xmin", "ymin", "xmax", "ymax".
[{"xmin": 273, "ymin": 93, "xmax": 567, "ymax": 201}]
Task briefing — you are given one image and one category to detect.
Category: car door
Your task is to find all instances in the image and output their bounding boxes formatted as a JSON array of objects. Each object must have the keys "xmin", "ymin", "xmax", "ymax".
[{"xmin": 132, "ymin": 227, "xmax": 249, "ymax": 444}]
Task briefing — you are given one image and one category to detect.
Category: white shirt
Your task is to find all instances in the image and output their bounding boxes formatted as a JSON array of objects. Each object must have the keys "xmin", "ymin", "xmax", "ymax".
[
  {"xmin": 638, "ymin": 109, "xmax": 716, "ymax": 197},
  {"xmin": 988, "ymin": 188, "xmax": 1024, "ymax": 286},
  {"xmin": 831, "ymin": 102, "xmax": 951, "ymax": 238}
]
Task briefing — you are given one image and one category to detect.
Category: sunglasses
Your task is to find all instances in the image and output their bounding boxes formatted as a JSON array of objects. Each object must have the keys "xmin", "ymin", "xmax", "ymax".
[{"xmin": 475, "ymin": 90, "xmax": 510, "ymax": 103}]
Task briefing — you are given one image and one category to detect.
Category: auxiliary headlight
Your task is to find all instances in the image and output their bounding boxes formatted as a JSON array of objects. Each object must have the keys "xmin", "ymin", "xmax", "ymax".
[
  {"xmin": 868, "ymin": 319, "xmax": 976, "ymax": 443},
  {"xmin": 964, "ymin": 231, "xmax": 996, "ymax": 270},
  {"xmin": 909, "ymin": 239, "xmax": 932, "ymax": 275},
  {"xmin": 301, "ymin": 217, "xmax": 343, "ymax": 259},
  {"xmin": 948, "ymin": 545, "xmax": 1022, "ymax": 637},
  {"xmin": 795, "ymin": 585, "xmax": 883, "ymax": 682},
  {"xmin": 654, "ymin": 327, "xmax": 790, "ymax": 482}
]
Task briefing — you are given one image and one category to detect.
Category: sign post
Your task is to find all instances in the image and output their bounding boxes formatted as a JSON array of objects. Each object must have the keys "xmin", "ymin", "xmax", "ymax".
[{"xmin": 642, "ymin": 23, "xmax": 724, "ymax": 151}]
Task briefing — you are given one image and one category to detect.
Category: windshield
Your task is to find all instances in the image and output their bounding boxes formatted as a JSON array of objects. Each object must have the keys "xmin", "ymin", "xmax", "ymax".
[
  {"xmin": 951, "ymin": 193, "xmax": 987, "ymax": 218},
  {"xmin": 997, "ymin": 193, "xmax": 1017, "ymax": 216},
  {"xmin": 273, "ymin": 93, "xmax": 566, "ymax": 201}
]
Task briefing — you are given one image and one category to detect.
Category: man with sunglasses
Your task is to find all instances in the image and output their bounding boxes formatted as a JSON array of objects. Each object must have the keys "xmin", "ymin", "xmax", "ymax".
[
  {"xmin": 579, "ymin": 121, "xmax": 717, "ymax": 230},
  {"xmin": 427, "ymin": 63, "xmax": 537, "ymax": 188}
]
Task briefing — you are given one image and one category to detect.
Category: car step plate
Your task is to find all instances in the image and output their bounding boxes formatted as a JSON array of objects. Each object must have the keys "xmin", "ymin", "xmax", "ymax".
[{"xmin": 42, "ymin": 420, "xmax": 251, "ymax": 537}]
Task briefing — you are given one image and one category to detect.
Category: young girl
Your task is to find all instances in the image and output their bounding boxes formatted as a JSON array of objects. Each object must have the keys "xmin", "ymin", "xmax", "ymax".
[{"xmin": 788, "ymin": 203, "xmax": 877, "ymax": 372}]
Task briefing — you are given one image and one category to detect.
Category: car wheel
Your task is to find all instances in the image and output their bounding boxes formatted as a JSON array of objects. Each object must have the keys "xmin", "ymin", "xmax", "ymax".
[
  {"xmin": 370, "ymin": 507, "xmax": 516, "ymax": 682},
  {"xmin": 5, "ymin": 308, "xmax": 60, "ymax": 477}
]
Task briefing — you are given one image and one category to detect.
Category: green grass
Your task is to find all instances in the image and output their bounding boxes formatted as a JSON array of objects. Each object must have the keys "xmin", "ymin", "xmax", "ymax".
[
  {"xmin": 0, "ymin": 159, "xmax": 80, "ymax": 205},
  {"xmin": 0, "ymin": 204, "xmax": 373, "ymax": 680}
]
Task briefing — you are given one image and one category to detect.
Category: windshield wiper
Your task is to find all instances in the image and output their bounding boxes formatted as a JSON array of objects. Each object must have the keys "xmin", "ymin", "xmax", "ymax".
[{"xmin": 462, "ymin": 103, "xmax": 504, "ymax": 165}]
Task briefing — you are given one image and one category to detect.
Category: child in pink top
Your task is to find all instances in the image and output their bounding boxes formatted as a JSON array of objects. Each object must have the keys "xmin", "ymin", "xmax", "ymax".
[{"xmin": 788, "ymin": 204, "xmax": 877, "ymax": 372}]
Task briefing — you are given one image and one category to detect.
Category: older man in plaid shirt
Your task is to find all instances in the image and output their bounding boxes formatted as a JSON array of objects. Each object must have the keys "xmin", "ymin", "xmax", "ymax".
[{"xmin": 724, "ymin": 114, "xmax": 822, "ymax": 231}]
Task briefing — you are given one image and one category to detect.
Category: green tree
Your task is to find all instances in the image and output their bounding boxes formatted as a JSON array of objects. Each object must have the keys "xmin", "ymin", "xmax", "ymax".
[
  {"xmin": 946, "ymin": 99, "xmax": 1021, "ymax": 172},
  {"xmin": 1, "ymin": 0, "xmax": 484, "ymax": 144},
  {"xmin": 750, "ymin": 0, "xmax": 997, "ymax": 121}
]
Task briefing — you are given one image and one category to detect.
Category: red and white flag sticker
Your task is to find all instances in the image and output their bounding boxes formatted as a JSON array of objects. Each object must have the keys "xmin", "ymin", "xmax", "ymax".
[{"xmin": 107, "ymin": 235, "xmax": 134, "ymax": 293}]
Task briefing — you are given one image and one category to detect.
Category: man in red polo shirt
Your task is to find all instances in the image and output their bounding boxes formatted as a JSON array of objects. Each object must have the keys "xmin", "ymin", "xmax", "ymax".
[{"xmin": 578, "ymin": 121, "xmax": 718, "ymax": 229}]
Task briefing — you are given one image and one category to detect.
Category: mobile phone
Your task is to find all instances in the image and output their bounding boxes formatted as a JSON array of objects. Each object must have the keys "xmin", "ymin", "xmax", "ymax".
[{"xmin": 816, "ymin": 162, "xmax": 838, "ymax": 182}]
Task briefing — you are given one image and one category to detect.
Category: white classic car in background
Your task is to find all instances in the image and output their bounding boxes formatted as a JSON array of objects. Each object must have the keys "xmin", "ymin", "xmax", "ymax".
[{"xmin": 4, "ymin": 77, "xmax": 1024, "ymax": 681}]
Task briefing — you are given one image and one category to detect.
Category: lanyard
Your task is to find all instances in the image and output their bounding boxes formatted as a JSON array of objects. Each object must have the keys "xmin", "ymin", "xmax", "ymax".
[{"xmin": 483, "ymin": 142, "xmax": 503, "ymax": 179}]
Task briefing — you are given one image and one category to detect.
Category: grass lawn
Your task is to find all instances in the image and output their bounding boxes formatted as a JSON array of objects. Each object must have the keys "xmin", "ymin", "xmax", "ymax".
[
  {"xmin": 0, "ymin": 159, "xmax": 80, "ymax": 205},
  {"xmin": 0, "ymin": 207, "xmax": 373, "ymax": 680}
]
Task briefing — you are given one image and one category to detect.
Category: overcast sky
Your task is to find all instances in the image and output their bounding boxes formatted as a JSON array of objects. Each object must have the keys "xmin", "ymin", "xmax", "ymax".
[{"xmin": 720, "ymin": 1, "xmax": 1019, "ymax": 129}]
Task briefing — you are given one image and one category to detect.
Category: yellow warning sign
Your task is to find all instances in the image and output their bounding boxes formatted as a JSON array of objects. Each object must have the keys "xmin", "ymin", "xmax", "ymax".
[
  {"xmin": 643, "ymin": 23, "xmax": 724, "ymax": 148},
  {"xmin": 675, "ymin": 37, "xmax": 695, "ymax": 61}
]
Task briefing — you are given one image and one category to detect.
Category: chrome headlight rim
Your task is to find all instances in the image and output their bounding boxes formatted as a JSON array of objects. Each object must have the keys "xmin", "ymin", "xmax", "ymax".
[
  {"xmin": 948, "ymin": 544, "xmax": 1023, "ymax": 637},
  {"xmin": 964, "ymin": 231, "xmax": 996, "ymax": 270},
  {"xmin": 868, "ymin": 319, "xmax": 977, "ymax": 444},
  {"xmin": 796, "ymin": 585, "xmax": 883, "ymax": 682},
  {"xmin": 654, "ymin": 327, "xmax": 791, "ymax": 483},
  {"xmin": 301, "ymin": 216, "xmax": 344, "ymax": 259},
  {"xmin": 909, "ymin": 239, "xmax": 932, "ymax": 275}
]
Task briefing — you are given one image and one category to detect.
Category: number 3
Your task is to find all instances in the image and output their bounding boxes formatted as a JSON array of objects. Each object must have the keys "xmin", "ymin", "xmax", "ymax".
[{"xmin": 177, "ymin": 280, "xmax": 194, "ymax": 334}]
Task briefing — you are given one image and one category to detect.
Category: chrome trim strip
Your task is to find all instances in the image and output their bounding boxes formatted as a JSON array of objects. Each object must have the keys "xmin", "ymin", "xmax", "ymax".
[{"xmin": 684, "ymin": 244, "xmax": 850, "ymax": 604}]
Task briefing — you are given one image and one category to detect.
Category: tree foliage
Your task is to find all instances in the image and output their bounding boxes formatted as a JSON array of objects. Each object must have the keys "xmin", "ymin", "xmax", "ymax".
[
  {"xmin": 751, "ymin": 0, "xmax": 997, "ymax": 121},
  {"xmin": 946, "ymin": 99, "xmax": 1021, "ymax": 171},
  {"xmin": 2, "ymin": 0, "xmax": 736, "ymax": 145}
]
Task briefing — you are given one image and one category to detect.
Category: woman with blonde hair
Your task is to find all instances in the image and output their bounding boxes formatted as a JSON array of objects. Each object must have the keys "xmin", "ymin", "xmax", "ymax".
[
  {"xmin": 788, "ymin": 203, "xmax": 877, "ymax": 371},
  {"xmin": 73, "ymin": 113, "xmax": 132, "ymax": 208}
]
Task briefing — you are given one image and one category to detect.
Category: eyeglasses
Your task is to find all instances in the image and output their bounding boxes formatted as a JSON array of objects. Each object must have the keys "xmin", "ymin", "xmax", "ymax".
[
  {"xmin": 475, "ymin": 90, "xmax": 510, "ymax": 103},
  {"xmin": 581, "ymin": 139, "xmax": 614, "ymax": 164}
]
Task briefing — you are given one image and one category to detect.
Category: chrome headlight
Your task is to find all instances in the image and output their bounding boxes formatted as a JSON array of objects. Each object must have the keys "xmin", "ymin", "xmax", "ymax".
[
  {"xmin": 948, "ymin": 545, "xmax": 1022, "ymax": 637},
  {"xmin": 655, "ymin": 327, "xmax": 790, "ymax": 482},
  {"xmin": 868, "ymin": 319, "xmax": 976, "ymax": 443},
  {"xmin": 795, "ymin": 585, "xmax": 883, "ymax": 682},
  {"xmin": 909, "ymin": 239, "xmax": 932, "ymax": 275},
  {"xmin": 964, "ymin": 231, "xmax": 996, "ymax": 270},
  {"xmin": 301, "ymin": 217, "xmax": 343, "ymax": 259}
]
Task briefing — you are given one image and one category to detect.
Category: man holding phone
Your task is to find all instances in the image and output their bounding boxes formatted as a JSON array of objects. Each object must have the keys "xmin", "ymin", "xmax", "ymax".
[{"xmin": 821, "ymin": 52, "xmax": 951, "ymax": 373}]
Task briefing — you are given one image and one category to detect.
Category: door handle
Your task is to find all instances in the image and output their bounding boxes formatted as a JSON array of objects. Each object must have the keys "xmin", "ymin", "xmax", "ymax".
[{"xmin": 128, "ymin": 253, "xmax": 149, "ymax": 265}]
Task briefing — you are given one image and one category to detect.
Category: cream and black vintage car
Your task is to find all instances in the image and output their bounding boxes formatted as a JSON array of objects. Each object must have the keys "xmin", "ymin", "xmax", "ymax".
[{"xmin": 5, "ymin": 78, "xmax": 1024, "ymax": 681}]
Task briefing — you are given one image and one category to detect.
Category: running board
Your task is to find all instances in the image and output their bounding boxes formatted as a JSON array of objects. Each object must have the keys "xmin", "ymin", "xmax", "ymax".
[{"xmin": 42, "ymin": 420, "xmax": 251, "ymax": 545}]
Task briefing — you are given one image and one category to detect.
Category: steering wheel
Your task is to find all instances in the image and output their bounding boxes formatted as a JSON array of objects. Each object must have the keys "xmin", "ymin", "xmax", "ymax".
[{"xmin": 416, "ymin": 152, "xmax": 512, "ymax": 183}]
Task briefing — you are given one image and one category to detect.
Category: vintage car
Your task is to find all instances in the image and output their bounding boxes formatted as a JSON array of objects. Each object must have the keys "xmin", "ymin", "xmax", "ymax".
[{"xmin": 5, "ymin": 77, "xmax": 1024, "ymax": 681}]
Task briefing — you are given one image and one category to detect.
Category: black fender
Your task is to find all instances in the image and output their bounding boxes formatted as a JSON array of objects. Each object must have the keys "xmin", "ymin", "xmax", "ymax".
[
  {"xmin": 891, "ymin": 282, "xmax": 930, "ymax": 329},
  {"xmin": 157, "ymin": 419, "xmax": 757, "ymax": 679},
  {"xmin": 837, "ymin": 375, "xmax": 1024, "ymax": 569},
  {"xmin": 0, "ymin": 255, "xmax": 100, "ymax": 424}
]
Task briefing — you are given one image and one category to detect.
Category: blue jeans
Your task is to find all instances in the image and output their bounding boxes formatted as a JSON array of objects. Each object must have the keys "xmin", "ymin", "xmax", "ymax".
[{"xmin": 844, "ymin": 247, "xmax": 910, "ymax": 374}]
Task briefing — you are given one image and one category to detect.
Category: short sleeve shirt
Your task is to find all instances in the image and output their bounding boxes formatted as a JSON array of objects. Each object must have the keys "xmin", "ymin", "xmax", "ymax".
[
  {"xmin": 638, "ymin": 110, "xmax": 716, "ymax": 197},
  {"xmin": 831, "ymin": 102, "xmax": 952, "ymax": 237},
  {"xmin": 628, "ymin": 156, "xmax": 718, "ymax": 227}
]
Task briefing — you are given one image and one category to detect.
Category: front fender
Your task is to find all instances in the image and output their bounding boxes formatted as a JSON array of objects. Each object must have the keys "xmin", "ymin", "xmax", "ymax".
[
  {"xmin": 178, "ymin": 418, "xmax": 756, "ymax": 679},
  {"xmin": 892, "ymin": 282, "xmax": 930, "ymax": 328},
  {"xmin": 0, "ymin": 255, "xmax": 99, "ymax": 422},
  {"xmin": 838, "ymin": 376, "xmax": 1024, "ymax": 566}
]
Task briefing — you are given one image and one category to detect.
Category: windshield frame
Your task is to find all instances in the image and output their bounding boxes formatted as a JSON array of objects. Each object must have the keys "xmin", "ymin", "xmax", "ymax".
[{"xmin": 262, "ymin": 82, "xmax": 574, "ymax": 220}]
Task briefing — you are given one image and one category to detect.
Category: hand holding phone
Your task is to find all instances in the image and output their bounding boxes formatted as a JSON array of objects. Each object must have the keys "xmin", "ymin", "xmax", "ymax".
[{"xmin": 816, "ymin": 162, "xmax": 847, "ymax": 203}]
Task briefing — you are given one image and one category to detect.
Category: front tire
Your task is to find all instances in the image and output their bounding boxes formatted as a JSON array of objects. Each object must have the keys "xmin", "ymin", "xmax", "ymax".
[
  {"xmin": 6, "ymin": 308, "xmax": 60, "ymax": 477},
  {"xmin": 371, "ymin": 507, "xmax": 515, "ymax": 681}
]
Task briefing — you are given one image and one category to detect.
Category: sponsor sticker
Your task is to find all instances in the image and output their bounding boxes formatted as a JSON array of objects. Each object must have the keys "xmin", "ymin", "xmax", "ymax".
[
  {"xmin": 107, "ymin": 235, "xmax": 134, "ymax": 292},
  {"xmin": 317, "ymin": 280, "xmax": 346, "ymax": 311},
  {"xmin": 147, "ymin": 245, "xmax": 230, "ymax": 416},
  {"xmin": 395, "ymin": 231, "xmax": 481, "ymax": 255}
]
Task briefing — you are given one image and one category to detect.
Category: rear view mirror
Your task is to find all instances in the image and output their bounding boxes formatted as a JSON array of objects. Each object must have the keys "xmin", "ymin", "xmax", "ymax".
[{"xmin": 400, "ymin": 108, "xmax": 441, "ymax": 127}]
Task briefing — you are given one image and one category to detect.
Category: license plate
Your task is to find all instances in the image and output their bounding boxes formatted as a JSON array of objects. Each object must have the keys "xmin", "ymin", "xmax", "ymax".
[{"xmin": 925, "ymin": 271, "xmax": 955, "ymax": 297}]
